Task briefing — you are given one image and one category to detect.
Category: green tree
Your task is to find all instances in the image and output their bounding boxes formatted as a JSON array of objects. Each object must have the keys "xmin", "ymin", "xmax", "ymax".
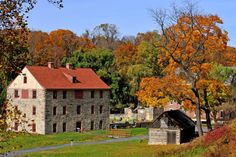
[{"xmin": 62, "ymin": 48, "xmax": 130, "ymax": 109}]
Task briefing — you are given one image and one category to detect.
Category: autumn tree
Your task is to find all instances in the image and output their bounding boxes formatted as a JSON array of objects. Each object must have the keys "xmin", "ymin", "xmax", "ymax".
[
  {"xmin": 138, "ymin": 2, "xmax": 235, "ymax": 136},
  {"xmin": 209, "ymin": 65, "xmax": 236, "ymax": 124},
  {"xmin": 115, "ymin": 32, "xmax": 163, "ymax": 105},
  {"xmin": 91, "ymin": 23, "xmax": 120, "ymax": 50},
  {"xmin": 0, "ymin": 0, "xmax": 63, "ymax": 130},
  {"xmin": 28, "ymin": 31, "xmax": 52, "ymax": 65},
  {"xmin": 28, "ymin": 30, "xmax": 95, "ymax": 66}
]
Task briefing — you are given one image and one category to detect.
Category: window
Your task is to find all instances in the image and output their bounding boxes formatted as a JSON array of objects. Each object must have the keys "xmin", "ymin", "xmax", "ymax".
[
  {"xmin": 32, "ymin": 90, "xmax": 37, "ymax": 99},
  {"xmin": 32, "ymin": 106, "xmax": 36, "ymax": 115},
  {"xmin": 91, "ymin": 90, "xmax": 95, "ymax": 98},
  {"xmin": 53, "ymin": 123, "xmax": 57, "ymax": 133},
  {"xmin": 14, "ymin": 122, "xmax": 19, "ymax": 131},
  {"xmin": 14, "ymin": 90, "xmax": 19, "ymax": 98},
  {"xmin": 77, "ymin": 105, "xmax": 81, "ymax": 115},
  {"xmin": 23, "ymin": 76, "xmax": 27, "ymax": 84},
  {"xmin": 21, "ymin": 89, "xmax": 29, "ymax": 99},
  {"xmin": 99, "ymin": 105, "xmax": 103, "ymax": 114},
  {"xmin": 32, "ymin": 123, "xmax": 36, "ymax": 132},
  {"xmin": 100, "ymin": 90, "xmax": 103, "ymax": 98},
  {"xmin": 53, "ymin": 106, "xmax": 57, "ymax": 115},
  {"xmin": 63, "ymin": 106, "xmax": 66, "ymax": 115},
  {"xmin": 90, "ymin": 121, "xmax": 94, "ymax": 130},
  {"xmin": 74, "ymin": 90, "xmax": 83, "ymax": 99},
  {"xmin": 91, "ymin": 105, "xmax": 94, "ymax": 114},
  {"xmin": 72, "ymin": 76, "xmax": 77, "ymax": 83},
  {"xmin": 99, "ymin": 120, "xmax": 103, "ymax": 129},
  {"xmin": 63, "ymin": 122, "xmax": 66, "ymax": 132},
  {"xmin": 53, "ymin": 90, "xmax": 57, "ymax": 99},
  {"xmin": 63, "ymin": 91, "xmax": 67, "ymax": 99}
]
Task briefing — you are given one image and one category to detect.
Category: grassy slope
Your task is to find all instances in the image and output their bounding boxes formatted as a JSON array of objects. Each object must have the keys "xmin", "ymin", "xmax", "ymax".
[
  {"xmin": 0, "ymin": 128, "xmax": 148, "ymax": 153},
  {"xmin": 4, "ymin": 121, "xmax": 235, "ymax": 157},
  {"xmin": 25, "ymin": 140, "xmax": 177, "ymax": 157},
  {"xmin": 25, "ymin": 121, "xmax": 236, "ymax": 157}
]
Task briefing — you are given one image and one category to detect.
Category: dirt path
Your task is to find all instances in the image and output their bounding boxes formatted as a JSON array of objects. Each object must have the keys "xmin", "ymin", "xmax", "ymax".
[{"xmin": 3, "ymin": 135, "xmax": 148, "ymax": 157}]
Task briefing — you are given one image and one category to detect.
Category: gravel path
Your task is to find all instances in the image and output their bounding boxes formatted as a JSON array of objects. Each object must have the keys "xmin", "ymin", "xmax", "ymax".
[{"xmin": 2, "ymin": 135, "xmax": 148, "ymax": 157}]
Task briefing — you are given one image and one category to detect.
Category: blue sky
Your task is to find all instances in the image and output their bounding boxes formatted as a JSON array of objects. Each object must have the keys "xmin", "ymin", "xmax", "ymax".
[{"xmin": 28, "ymin": 0, "xmax": 236, "ymax": 47}]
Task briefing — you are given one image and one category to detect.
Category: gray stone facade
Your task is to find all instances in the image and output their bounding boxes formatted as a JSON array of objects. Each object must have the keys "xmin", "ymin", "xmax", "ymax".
[{"xmin": 45, "ymin": 89, "xmax": 110, "ymax": 134}]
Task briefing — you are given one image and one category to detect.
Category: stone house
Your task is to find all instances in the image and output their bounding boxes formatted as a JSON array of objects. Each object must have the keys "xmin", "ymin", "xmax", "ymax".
[
  {"xmin": 149, "ymin": 110, "xmax": 195, "ymax": 145},
  {"xmin": 110, "ymin": 107, "xmax": 162, "ymax": 123},
  {"xmin": 7, "ymin": 62, "xmax": 110, "ymax": 134}
]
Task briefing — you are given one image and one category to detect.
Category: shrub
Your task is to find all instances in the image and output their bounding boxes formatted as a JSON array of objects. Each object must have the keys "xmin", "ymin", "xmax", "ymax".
[{"xmin": 204, "ymin": 126, "xmax": 229, "ymax": 146}]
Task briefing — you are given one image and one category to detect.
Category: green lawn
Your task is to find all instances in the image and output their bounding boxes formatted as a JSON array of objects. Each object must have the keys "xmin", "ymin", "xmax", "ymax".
[
  {"xmin": 24, "ymin": 140, "xmax": 206, "ymax": 157},
  {"xmin": 0, "ymin": 128, "xmax": 148, "ymax": 154},
  {"xmin": 24, "ymin": 140, "xmax": 176, "ymax": 157}
]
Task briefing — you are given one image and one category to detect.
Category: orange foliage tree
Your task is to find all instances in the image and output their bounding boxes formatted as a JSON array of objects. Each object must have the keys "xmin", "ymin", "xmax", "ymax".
[
  {"xmin": 28, "ymin": 30, "xmax": 95, "ymax": 66},
  {"xmin": 138, "ymin": 3, "xmax": 235, "ymax": 136}
]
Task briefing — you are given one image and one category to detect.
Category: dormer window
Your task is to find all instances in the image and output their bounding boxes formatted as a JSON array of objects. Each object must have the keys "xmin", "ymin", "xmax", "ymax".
[
  {"xmin": 72, "ymin": 76, "xmax": 77, "ymax": 83},
  {"xmin": 23, "ymin": 76, "xmax": 27, "ymax": 84}
]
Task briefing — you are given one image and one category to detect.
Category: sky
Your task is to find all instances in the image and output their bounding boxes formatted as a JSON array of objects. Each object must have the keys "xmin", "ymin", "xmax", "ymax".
[{"xmin": 28, "ymin": 0, "xmax": 236, "ymax": 47}]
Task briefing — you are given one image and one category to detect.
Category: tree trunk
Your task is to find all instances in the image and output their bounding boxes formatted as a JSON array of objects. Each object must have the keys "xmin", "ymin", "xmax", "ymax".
[
  {"xmin": 192, "ymin": 87, "xmax": 203, "ymax": 136},
  {"xmin": 196, "ymin": 102, "xmax": 203, "ymax": 136},
  {"xmin": 212, "ymin": 110, "xmax": 218, "ymax": 128},
  {"xmin": 204, "ymin": 109, "xmax": 212, "ymax": 131},
  {"xmin": 203, "ymin": 89, "xmax": 212, "ymax": 131}
]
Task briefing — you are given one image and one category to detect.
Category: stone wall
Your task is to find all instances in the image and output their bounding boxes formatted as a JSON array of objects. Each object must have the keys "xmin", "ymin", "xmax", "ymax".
[
  {"xmin": 7, "ymin": 88, "xmax": 46, "ymax": 134},
  {"xmin": 45, "ymin": 89, "xmax": 110, "ymax": 134},
  {"xmin": 148, "ymin": 128, "xmax": 180, "ymax": 145}
]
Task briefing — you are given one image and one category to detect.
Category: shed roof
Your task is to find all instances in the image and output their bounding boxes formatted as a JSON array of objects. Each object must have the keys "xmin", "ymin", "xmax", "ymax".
[{"xmin": 152, "ymin": 110, "xmax": 195, "ymax": 129}]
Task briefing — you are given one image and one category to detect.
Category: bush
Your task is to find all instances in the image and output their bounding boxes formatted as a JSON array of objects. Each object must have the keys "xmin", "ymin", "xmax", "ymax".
[{"xmin": 204, "ymin": 126, "xmax": 229, "ymax": 146}]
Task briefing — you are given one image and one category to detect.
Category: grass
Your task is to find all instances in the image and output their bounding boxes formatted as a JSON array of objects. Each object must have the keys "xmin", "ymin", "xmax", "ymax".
[
  {"xmin": 24, "ymin": 140, "xmax": 177, "ymax": 157},
  {"xmin": 24, "ymin": 140, "xmax": 207, "ymax": 157},
  {"xmin": 0, "ymin": 128, "xmax": 148, "ymax": 154},
  {"xmin": 167, "ymin": 146, "xmax": 207, "ymax": 157}
]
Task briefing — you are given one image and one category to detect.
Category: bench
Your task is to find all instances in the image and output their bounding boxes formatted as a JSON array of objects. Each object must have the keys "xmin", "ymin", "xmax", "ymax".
[{"xmin": 107, "ymin": 129, "xmax": 131, "ymax": 138}]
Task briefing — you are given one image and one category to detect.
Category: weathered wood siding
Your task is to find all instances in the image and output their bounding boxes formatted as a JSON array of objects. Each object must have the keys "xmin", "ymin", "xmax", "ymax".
[{"xmin": 148, "ymin": 128, "xmax": 180, "ymax": 145}]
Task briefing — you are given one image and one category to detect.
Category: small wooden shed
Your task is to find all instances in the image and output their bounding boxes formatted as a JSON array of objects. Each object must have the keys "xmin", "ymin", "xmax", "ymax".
[{"xmin": 149, "ymin": 110, "xmax": 195, "ymax": 145}]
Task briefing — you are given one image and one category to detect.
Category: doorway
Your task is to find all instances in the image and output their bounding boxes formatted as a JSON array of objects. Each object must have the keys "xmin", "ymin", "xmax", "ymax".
[{"xmin": 76, "ymin": 121, "xmax": 81, "ymax": 132}]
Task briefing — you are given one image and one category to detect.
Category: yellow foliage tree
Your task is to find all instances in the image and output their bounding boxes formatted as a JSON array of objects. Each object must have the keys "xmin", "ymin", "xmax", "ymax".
[{"xmin": 139, "ymin": 3, "xmax": 236, "ymax": 136}]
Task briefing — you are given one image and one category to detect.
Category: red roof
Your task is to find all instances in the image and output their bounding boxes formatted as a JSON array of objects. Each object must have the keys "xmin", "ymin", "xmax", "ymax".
[{"xmin": 26, "ymin": 66, "xmax": 110, "ymax": 89}]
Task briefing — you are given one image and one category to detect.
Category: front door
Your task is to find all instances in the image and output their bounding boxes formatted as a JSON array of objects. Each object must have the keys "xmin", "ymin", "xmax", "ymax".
[
  {"xmin": 167, "ymin": 131, "xmax": 176, "ymax": 144},
  {"xmin": 76, "ymin": 121, "xmax": 81, "ymax": 132}
]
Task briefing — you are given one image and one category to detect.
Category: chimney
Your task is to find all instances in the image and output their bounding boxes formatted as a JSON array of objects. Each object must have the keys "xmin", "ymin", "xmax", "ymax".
[
  {"xmin": 66, "ymin": 63, "xmax": 73, "ymax": 69},
  {"xmin": 48, "ymin": 62, "xmax": 54, "ymax": 69}
]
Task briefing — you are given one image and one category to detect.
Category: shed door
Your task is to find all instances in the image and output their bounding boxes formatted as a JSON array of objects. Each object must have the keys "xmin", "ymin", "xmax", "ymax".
[{"xmin": 167, "ymin": 131, "xmax": 176, "ymax": 144}]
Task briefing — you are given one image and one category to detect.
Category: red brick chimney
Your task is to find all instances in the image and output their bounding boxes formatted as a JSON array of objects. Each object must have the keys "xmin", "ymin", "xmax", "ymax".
[
  {"xmin": 66, "ymin": 63, "xmax": 73, "ymax": 69},
  {"xmin": 48, "ymin": 62, "xmax": 54, "ymax": 69}
]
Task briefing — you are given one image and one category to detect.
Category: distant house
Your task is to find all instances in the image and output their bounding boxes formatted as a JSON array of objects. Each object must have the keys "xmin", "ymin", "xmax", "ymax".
[
  {"xmin": 7, "ymin": 62, "xmax": 110, "ymax": 134},
  {"xmin": 164, "ymin": 101, "xmax": 206, "ymax": 122},
  {"xmin": 110, "ymin": 107, "xmax": 163, "ymax": 123},
  {"xmin": 165, "ymin": 101, "xmax": 235, "ymax": 123},
  {"xmin": 149, "ymin": 110, "xmax": 195, "ymax": 145}
]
